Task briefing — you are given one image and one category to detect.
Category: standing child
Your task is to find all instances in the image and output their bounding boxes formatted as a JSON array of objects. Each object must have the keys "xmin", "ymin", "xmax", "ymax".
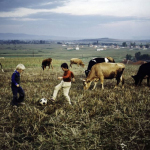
[
  {"xmin": 11, "ymin": 64, "xmax": 25, "ymax": 107},
  {"xmin": 51, "ymin": 63, "xmax": 75, "ymax": 105}
]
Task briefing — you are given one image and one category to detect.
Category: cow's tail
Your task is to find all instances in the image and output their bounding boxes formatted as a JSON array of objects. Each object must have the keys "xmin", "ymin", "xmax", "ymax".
[{"xmin": 51, "ymin": 63, "xmax": 53, "ymax": 69}]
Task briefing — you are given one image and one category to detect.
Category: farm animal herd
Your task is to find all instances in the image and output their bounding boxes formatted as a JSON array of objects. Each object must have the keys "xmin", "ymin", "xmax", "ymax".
[
  {"xmin": 1, "ymin": 57, "xmax": 150, "ymax": 89},
  {"xmin": 40, "ymin": 57, "xmax": 150, "ymax": 89}
]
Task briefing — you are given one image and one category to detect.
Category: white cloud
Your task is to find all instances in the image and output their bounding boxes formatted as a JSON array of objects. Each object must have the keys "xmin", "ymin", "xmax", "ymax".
[
  {"xmin": 0, "ymin": 7, "xmax": 51, "ymax": 17},
  {"xmin": 92, "ymin": 19, "xmax": 150, "ymax": 39},
  {"xmin": 0, "ymin": 0, "xmax": 149, "ymax": 18},
  {"xmin": 10, "ymin": 18, "xmax": 40, "ymax": 21},
  {"xmin": 50, "ymin": 0, "xmax": 150, "ymax": 17}
]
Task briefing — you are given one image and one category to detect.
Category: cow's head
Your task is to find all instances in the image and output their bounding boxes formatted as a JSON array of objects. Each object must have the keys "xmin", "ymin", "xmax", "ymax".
[
  {"xmin": 106, "ymin": 57, "xmax": 115, "ymax": 63},
  {"xmin": 85, "ymin": 70, "xmax": 90, "ymax": 77},
  {"xmin": 81, "ymin": 63, "xmax": 85, "ymax": 68},
  {"xmin": 83, "ymin": 79, "xmax": 92, "ymax": 90},
  {"xmin": 131, "ymin": 75, "xmax": 139, "ymax": 85}
]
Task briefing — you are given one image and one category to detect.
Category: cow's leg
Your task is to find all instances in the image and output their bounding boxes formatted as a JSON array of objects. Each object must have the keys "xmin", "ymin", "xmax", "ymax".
[
  {"xmin": 100, "ymin": 77, "xmax": 104, "ymax": 89},
  {"xmin": 51, "ymin": 63, "xmax": 53, "ymax": 69},
  {"xmin": 147, "ymin": 76, "xmax": 150, "ymax": 86},
  {"xmin": 115, "ymin": 77, "xmax": 120, "ymax": 89},
  {"xmin": 92, "ymin": 81, "xmax": 98, "ymax": 90},
  {"xmin": 43, "ymin": 66, "xmax": 46, "ymax": 71},
  {"xmin": 120, "ymin": 75, "xmax": 124, "ymax": 88},
  {"xmin": 70, "ymin": 63, "xmax": 72, "ymax": 68},
  {"xmin": 139, "ymin": 77, "xmax": 144, "ymax": 85}
]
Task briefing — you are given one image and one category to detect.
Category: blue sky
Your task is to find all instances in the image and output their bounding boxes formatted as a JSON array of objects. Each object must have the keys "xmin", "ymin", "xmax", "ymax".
[{"xmin": 0, "ymin": 0, "xmax": 150, "ymax": 39}]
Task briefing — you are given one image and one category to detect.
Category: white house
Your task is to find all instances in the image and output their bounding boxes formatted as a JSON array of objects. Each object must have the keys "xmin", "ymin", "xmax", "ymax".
[
  {"xmin": 97, "ymin": 48, "xmax": 104, "ymax": 51},
  {"xmin": 76, "ymin": 45, "xmax": 79, "ymax": 50},
  {"xmin": 67, "ymin": 47, "xmax": 73, "ymax": 50}
]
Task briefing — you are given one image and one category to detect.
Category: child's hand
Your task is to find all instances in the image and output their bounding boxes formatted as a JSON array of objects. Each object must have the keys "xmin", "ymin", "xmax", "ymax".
[
  {"xmin": 72, "ymin": 78, "xmax": 75, "ymax": 82},
  {"xmin": 58, "ymin": 77, "xmax": 63, "ymax": 80},
  {"xmin": 16, "ymin": 84, "xmax": 19, "ymax": 87}
]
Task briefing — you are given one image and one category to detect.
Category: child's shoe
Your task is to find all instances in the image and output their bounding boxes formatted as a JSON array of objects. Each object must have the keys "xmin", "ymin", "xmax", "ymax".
[
  {"xmin": 50, "ymin": 98, "xmax": 55, "ymax": 103},
  {"xmin": 19, "ymin": 102, "xmax": 25, "ymax": 105}
]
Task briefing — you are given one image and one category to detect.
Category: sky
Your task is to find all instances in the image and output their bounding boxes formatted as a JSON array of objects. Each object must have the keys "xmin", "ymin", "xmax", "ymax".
[{"xmin": 0, "ymin": 0, "xmax": 150, "ymax": 40}]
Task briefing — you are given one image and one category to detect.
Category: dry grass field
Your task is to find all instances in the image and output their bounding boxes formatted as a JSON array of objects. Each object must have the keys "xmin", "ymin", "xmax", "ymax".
[{"xmin": 0, "ymin": 57, "xmax": 150, "ymax": 150}]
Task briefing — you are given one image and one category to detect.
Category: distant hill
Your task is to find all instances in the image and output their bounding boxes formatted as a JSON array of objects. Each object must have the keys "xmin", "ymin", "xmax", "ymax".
[
  {"xmin": 0, "ymin": 33, "xmax": 76, "ymax": 40},
  {"xmin": 0, "ymin": 33, "xmax": 150, "ymax": 43},
  {"xmin": 78, "ymin": 37, "xmax": 150, "ymax": 44},
  {"xmin": 79, "ymin": 37, "xmax": 124, "ymax": 42}
]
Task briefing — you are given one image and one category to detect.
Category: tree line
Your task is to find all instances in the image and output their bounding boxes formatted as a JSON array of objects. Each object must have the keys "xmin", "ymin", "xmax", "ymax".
[
  {"xmin": 126, "ymin": 52, "xmax": 150, "ymax": 61},
  {"xmin": 122, "ymin": 42, "xmax": 150, "ymax": 48}
]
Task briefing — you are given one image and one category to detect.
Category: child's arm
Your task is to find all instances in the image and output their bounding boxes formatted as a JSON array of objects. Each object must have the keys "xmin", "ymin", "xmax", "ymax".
[
  {"xmin": 71, "ymin": 72, "xmax": 75, "ymax": 82},
  {"xmin": 72, "ymin": 78, "xmax": 75, "ymax": 82},
  {"xmin": 12, "ymin": 73, "xmax": 19, "ymax": 87},
  {"xmin": 58, "ymin": 77, "xmax": 63, "ymax": 80}
]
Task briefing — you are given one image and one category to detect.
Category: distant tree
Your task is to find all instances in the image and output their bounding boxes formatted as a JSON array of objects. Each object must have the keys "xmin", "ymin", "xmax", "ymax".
[
  {"xmin": 140, "ymin": 54, "xmax": 150, "ymax": 60},
  {"xmin": 122, "ymin": 42, "xmax": 127, "ymax": 47},
  {"xmin": 139, "ymin": 43, "xmax": 143, "ymax": 48},
  {"xmin": 130, "ymin": 42, "xmax": 136, "ymax": 47},
  {"xmin": 57, "ymin": 42, "xmax": 62, "ymax": 44},
  {"xmin": 134, "ymin": 52, "xmax": 150, "ymax": 60},
  {"xmin": 126, "ymin": 54, "xmax": 132, "ymax": 60},
  {"xmin": 92, "ymin": 42, "xmax": 98, "ymax": 45},
  {"xmin": 145, "ymin": 44, "xmax": 150, "ymax": 48},
  {"xmin": 135, "ymin": 52, "xmax": 141, "ymax": 60}
]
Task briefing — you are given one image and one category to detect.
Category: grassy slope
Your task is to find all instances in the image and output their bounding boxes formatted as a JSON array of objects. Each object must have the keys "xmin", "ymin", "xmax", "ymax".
[{"xmin": 0, "ymin": 45, "xmax": 150, "ymax": 149}]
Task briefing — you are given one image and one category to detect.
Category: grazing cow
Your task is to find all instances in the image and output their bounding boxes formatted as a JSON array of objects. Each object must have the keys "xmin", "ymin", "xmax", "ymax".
[
  {"xmin": 0, "ymin": 57, "xmax": 5, "ymax": 59},
  {"xmin": 70, "ymin": 58, "xmax": 84, "ymax": 68},
  {"xmin": 132, "ymin": 60, "xmax": 147, "ymax": 65},
  {"xmin": 42, "ymin": 58, "xmax": 53, "ymax": 71},
  {"xmin": 132, "ymin": 62, "xmax": 150, "ymax": 86},
  {"xmin": 121, "ymin": 59, "xmax": 147, "ymax": 65},
  {"xmin": 0, "ymin": 63, "xmax": 4, "ymax": 72},
  {"xmin": 83, "ymin": 63, "xmax": 125, "ymax": 90},
  {"xmin": 85, "ymin": 57, "xmax": 115, "ymax": 77}
]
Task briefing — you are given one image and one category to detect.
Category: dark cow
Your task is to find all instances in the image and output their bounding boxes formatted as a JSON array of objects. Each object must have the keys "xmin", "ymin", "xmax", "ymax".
[
  {"xmin": 132, "ymin": 62, "xmax": 150, "ymax": 86},
  {"xmin": 0, "ymin": 62, "xmax": 4, "ymax": 72},
  {"xmin": 85, "ymin": 57, "xmax": 115, "ymax": 77},
  {"xmin": 42, "ymin": 58, "xmax": 53, "ymax": 71}
]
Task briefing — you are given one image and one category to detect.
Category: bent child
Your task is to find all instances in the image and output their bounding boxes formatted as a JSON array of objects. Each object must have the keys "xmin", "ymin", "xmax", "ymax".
[
  {"xmin": 11, "ymin": 64, "xmax": 25, "ymax": 107},
  {"xmin": 51, "ymin": 63, "xmax": 75, "ymax": 105}
]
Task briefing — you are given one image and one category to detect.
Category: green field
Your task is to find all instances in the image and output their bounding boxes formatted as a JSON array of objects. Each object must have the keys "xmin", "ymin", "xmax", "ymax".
[
  {"xmin": 0, "ymin": 44, "xmax": 150, "ymax": 149},
  {"xmin": 1, "ymin": 43, "xmax": 150, "ymax": 62}
]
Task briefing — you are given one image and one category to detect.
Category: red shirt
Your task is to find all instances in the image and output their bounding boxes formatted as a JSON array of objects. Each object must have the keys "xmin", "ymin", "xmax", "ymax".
[{"xmin": 63, "ymin": 70, "xmax": 74, "ymax": 82}]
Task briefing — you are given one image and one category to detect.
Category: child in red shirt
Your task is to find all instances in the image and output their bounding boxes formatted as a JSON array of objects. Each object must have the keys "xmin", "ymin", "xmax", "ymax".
[
  {"xmin": 51, "ymin": 63, "xmax": 75, "ymax": 104},
  {"xmin": 51, "ymin": 63, "xmax": 75, "ymax": 105}
]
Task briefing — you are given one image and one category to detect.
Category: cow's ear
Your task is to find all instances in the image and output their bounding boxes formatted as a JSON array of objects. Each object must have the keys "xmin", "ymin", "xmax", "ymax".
[
  {"xmin": 131, "ymin": 75, "xmax": 135, "ymax": 79},
  {"xmin": 80, "ymin": 78, "xmax": 86, "ymax": 81},
  {"xmin": 87, "ymin": 80, "xmax": 91, "ymax": 83}
]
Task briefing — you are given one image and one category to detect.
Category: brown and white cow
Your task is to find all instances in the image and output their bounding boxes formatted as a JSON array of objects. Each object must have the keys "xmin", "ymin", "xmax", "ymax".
[
  {"xmin": 85, "ymin": 56, "xmax": 115, "ymax": 77},
  {"xmin": 70, "ymin": 58, "xmax": 84, "ymax": 68},
  {"xmin": 83, "ymin": 63, "xmax": 125, "ymax": 90},
  {"xmin": 42, "ymin": 58, "xmax": 53, "ymax": 71}
]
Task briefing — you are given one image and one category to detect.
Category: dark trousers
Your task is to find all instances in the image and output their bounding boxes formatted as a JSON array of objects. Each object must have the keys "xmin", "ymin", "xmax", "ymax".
[{"xmin": 11, "ymin": 86, "xmax": 25, "ymax": 106}]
